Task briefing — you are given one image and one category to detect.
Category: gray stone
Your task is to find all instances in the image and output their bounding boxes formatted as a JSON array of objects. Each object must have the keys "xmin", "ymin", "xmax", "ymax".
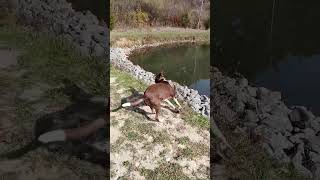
[
  {"xmin": 309, "ymin": 152, "xmax": 320, "ymax": 163},
  {"xmin": 238, "ymin": 78, "xmax": 248, "ymax": 87},
  {"xmin": 289, "ymin": 133, "xmax": 305, "ymax": 144},
  {"xmin": 314, "ymin": 164, "xmax": 320, "ymax": 180},
  {"xmin": 247, "ymin": 86, "xmax": 257, "ymax": 97},
  {"xmin": 261, "ymin": 114, "xmax": 293, "ymax": 133},
  {"xmin": 92, "ymin": 43, "xmax": 105, "ymax": 57},
  {"xmin": 290, "ymin": 106, "xmax": 315, "ymax": 122},
  {"xmin": 257, "ymin": 87, "xmax": 269, "ymax": 100},
  {"xmin": 292, "ymin": 144, "xmax": 313, "ymax": 178},
  {"xmin": 307, "ymin": 117, "xmax": 320, "ymax": 132},
  {"xmin": 244, "ymin": 110, "xmax": 258, "ymax": 122},
  {"xmin": 231, "ymin": 100, "xmax": 245, "ymax": 113}
]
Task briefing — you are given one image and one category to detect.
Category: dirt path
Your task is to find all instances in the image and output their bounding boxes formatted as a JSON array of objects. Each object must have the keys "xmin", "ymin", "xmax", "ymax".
[{"xmin": 110, "ymin": 71, "xmax": 210, "ymax": 179}]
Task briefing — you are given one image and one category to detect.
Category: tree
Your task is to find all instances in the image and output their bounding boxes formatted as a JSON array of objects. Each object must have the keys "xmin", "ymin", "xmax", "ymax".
[{"xmin": 197, "ymin": 0, "xmax": 204, "ymax": 29}]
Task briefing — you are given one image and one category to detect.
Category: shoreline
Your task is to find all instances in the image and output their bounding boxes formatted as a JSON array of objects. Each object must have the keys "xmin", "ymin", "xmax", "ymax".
[
  {"xmin": 110, "ymin": 41, "xmax": 210, "ymax": 118},
  {"xmin": 212, "ymin": 66, "xmax": 320, "ymax": 179}
]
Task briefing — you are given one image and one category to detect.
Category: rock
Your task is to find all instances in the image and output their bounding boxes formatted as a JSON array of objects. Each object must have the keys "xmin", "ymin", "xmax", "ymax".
[
  {"xmin": 269, "ymin": 91, "xmax": 281, "ymax": 101},
  {"xmin": 257, "ymin": 87, "xmax": 269, "ymax": 100},
  {"xmin": 307, "ymin": 117, "xmax": 320, "ymax": 132},
  {"xmin": 79, "ymin": 31, "xmax": 92, "ymax": 45},
  {"xmin": 245, "ymin": 96, "xmax": 257, "ymax": 110},
  {"xmin": 304, "ymin": 128, "xmax": 315, "ymax": 139},
  {"xmin": 292, "ymin": 144, "xmax": 313, "ymax": 178},
  {"xmin": 238, "ymin": 78, "xmax": 248, "ymax": 87},
  {"xmin": 244, "ymin": 110, "xmax": 258, "ymax": 122},
  {"xmin": 92, "ymin": 43, "xmax": 105, "ymax": 57},
  {"xmin": 247, "ymin": 86, "xmax": 257, "ymax": 97},
  {"xmin": 261, "ymin": 114, "xmax": 293, "ymax": 133},
  {"xmin": 231, "ymin": 100, "xmax": 245, "ymax": 113},
  {"xmin": 289, "ymin": 133, "xmax": 305, "ymax": 144},
  {"xmin": 314, "ymin": 165, "xmax": 320, "ymax": 180},
  {"xmin": 309, "ymin": 152, "xmax": 320, "ymax": 163},
  {"xmin": 290, "ymin": 106, "xmax": 314, "ymax": 122}
]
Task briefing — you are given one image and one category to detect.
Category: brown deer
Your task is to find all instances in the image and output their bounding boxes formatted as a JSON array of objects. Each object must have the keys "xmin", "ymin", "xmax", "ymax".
[{"xmin": 121, "ymin": 71, "xmax": 182, "ymax": 121}]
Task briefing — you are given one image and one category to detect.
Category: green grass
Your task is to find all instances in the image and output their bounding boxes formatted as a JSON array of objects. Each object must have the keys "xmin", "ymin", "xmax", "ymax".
[
  {"xmin": 111, "ymin": 66, "xmax": 148, "ymax": 92},
  {"xmin": 0, "ymin": 25, "xmax": 108, "ymax": 96},
  {"xmin": 111, "ymin": 27, "xmax": 210, "ymax": 47},
  {"xmin": 139, "ymin": 162, "xmax": 189, "ymax": 180},
  {"xmin": 182, "ymin": 108, "xmax": 210, "ymax": 130},
  {"xmin": 176, "ymin": 137, "xmax": 209, "ymax": 159},
  {"xmin": 218, "ymin": 129, "xmax": 308, "ymax": 180}
]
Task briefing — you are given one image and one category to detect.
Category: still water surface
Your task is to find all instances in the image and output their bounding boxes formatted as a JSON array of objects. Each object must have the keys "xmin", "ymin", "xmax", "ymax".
[
  {"xmin": 130, "ymin": 44, "xmax": 210, "ymax": 96},
  {"xmin": 214, "ymin": 0, "xmax": 320, "ymax": 115}
]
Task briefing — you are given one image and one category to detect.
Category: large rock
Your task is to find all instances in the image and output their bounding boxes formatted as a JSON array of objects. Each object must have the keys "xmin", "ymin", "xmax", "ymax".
[{"xmin": 261, "ymin": 113, "xmax": 293, "ymax": 133}]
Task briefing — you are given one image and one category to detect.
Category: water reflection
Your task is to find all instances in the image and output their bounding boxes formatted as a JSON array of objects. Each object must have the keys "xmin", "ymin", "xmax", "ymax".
[
  {"xmin": 214, "ymin": 0, "xmax": 320, "ymax": 114},
  {"xmin": 130, "ymin": 44, "xmax": 210, "ymax": 96}
]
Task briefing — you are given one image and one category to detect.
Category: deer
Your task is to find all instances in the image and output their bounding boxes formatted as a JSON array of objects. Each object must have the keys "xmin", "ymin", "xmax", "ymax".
[{"xmin": 121, "ymin": 71, "xmax": 182, "ymax": 121}]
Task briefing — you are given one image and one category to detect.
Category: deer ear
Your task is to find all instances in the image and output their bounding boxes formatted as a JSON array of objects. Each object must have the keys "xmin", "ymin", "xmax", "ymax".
[{"xmin": 161, "ymin": 70, "xmax": 164, "ymax": 75}]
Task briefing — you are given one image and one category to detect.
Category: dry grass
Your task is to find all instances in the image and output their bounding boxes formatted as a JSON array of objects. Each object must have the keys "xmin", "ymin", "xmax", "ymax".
[{"xmin": 111, "ymin": 27, "xmax": 210, "ymax": 47}]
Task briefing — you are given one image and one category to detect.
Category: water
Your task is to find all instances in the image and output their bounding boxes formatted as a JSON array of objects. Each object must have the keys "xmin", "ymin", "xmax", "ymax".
[
  {"xmin": 66, "ymin": 0, "xmax": 107, "ymax": 22},
  {"xmin": 130, "ymin": 44, "xmax": 210, "ymax": 96},
  {"xmin": 214, "ymin": 0, "xmax": 320, "ymax": 115}
]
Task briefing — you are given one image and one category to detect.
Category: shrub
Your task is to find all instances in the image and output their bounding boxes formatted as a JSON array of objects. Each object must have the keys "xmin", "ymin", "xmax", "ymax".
[
  {"xmin": 110, "ymin": 15, "xmax": 116, "ymax": 30},
  {"xmin": 204, "ymin": 17, "xmax": 210, "ymax": 30},
  {"xmin": 128, "ymin": 9, "xmax": 149, "ymax": 27},
  {"xmin": 181, "ymin": 13, "xmax": 189, "ymax": 28}
]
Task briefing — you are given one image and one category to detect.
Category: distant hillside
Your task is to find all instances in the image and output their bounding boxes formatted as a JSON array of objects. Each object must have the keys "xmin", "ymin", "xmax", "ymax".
[{"xmin": 110, "ymin": 0, "xmax": 210, "ymax": 30}]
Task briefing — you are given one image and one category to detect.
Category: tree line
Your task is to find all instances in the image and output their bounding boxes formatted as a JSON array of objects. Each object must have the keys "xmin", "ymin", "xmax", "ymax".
[{"xmin": 110, "ymin": 0, "xmax": 210, "ymax": 30}]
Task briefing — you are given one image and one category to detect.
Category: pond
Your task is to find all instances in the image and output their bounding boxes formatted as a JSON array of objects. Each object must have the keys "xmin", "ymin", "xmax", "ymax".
[
  {"xmin": 66, "ymin": 0, "xmax": 108, "ymax": 22},
  {"xmin": 214, "ymin": 0, "xmax": 320, "ymax": 115},
  {"xmin": 130, "ymin": 44, "xmax": 210, "ymax": 96}
]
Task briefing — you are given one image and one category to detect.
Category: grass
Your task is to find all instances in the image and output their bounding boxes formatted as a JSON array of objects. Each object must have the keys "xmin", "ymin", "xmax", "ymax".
[
  {"xmin": 215, "ymin": 124, "xmax": 308, "ymax": 180},
  {"xmin": 0, "ymin": 23, "xmax": 107, "ymax": 177},
  {"xmin": 226, "ymin": 141, "xmax": 307, "ymax": 180},
  {"xmin": 111, "ymin": 27, "xmax": 210, "ymax": 47},
  {"xmin": 111, "ymin": 66, "xmax": 148, "ymax": 92},
  {"xmin": 182, "ymin": 106, "xmax": 210, "ymax": 130},
  {"xmin": 139, "ymin": 162, "xmax": 189, "ymax": 180},
  {"xmin": 176, "ymin": 137, "xmax": 209, "ymax": 159},
  {"xmin": 0, "ymin": 25, "xmax": 108, "ymax": 96}
]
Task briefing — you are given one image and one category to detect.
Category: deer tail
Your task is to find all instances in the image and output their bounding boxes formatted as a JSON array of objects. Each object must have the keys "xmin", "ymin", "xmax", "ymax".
[
  {"xmin": 38, "ymin": 118, "xmax": 105, "ymax": 143},
  {"xmin": 121, "ymin": 98, "xmax": 144, "ymax": 107}
]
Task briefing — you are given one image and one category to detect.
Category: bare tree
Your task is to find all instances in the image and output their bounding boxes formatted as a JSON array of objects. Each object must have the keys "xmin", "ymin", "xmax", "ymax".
[{"xmin": 197, "ymin": 0, "xmax": 204, "ymax": 29}]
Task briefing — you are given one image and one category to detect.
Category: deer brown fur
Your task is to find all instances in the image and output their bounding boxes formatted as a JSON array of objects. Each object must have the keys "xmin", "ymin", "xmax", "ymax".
[{"xmin": 122, "ymin": 71, "xmax": 181, "ymax": 121}]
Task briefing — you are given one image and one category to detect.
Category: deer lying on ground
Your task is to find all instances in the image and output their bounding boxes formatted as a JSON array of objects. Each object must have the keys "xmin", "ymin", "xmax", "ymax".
[{"xmin": 121, "ymin": 71, "xmax": 182, "ymax": 121}]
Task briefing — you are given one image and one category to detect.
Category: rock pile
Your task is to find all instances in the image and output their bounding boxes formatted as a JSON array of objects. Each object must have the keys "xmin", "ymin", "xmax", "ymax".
[
  {"xmin": 212, "ymin": 67, "xmax": 320, "ymax": 179},
  {"xmin": 13, "ymin": 0, "xmax": 108, "ymax": 57},
  {"xmin": 110, "ymin": 47, "xmax": 210, "ymax": 118}
]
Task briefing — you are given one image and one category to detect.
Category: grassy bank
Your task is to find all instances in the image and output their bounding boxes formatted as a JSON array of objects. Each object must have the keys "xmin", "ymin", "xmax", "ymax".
[
  {"xmin": 110, "ymin": 66, "xmax": 209, "ymax": 179},
  {"xmin": 110, "ymin": 27, "xmax": 210, "ymax": 47}
]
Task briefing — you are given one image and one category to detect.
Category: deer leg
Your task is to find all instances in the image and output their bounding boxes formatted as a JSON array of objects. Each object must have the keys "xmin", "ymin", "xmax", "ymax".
[
  {"xmin": 164, "ymin": 99, "xmax": 176, "ymax": 109},
  {"xmin": 150, "ymin": 106, "xmax": 155, "ymax": 114},
  {"xmin": 173, "ymin": 98, "xmax": 182, "ymax": 109},
  {"xmin": 154, "ymin": 106, "xmax": 160, "ymax": 121}
]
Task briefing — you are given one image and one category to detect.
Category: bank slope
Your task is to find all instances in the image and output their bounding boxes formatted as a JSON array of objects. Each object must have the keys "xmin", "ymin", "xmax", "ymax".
[{"xmin": 110, "ymin": 66, "xmax": 210, "ymax": 179}]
